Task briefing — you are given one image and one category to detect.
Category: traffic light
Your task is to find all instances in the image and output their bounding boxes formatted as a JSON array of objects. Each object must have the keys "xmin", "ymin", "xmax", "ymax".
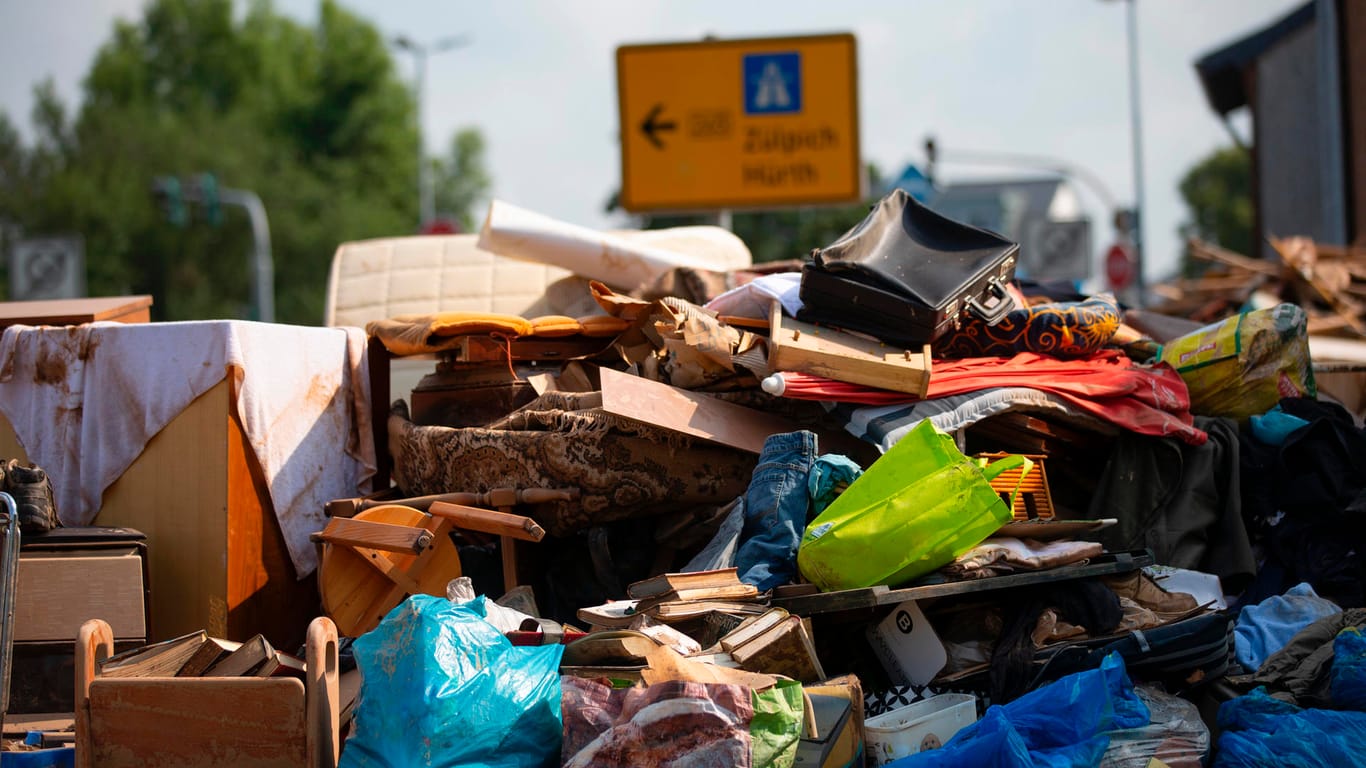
[
  {"xmin": 195, "ymin": 173, "xmax": 221, "ymax": 227},
  {"xmin": 152, "ymin": 176, "xmax": 187, "ymax": 228}
]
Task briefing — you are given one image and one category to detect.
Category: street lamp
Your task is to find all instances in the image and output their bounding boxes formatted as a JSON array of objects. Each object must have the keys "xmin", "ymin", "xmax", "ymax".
[
  {"xmin": 392, "ymin": 34, "xmax": 471, "ymax": 229},
  {"xmin": 1104, "ymin": 0, "xmax": 1147, "ymax": 305}
]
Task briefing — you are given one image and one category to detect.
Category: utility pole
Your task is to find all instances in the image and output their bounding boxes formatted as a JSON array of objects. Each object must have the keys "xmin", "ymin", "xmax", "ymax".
[
  {"xmin": 1118, "ymin": 0, "xmax": 1146, "ymax": 305},
  {"xmin": 392, "ymin": 34, "xmax": 471, "ymax": 229}
]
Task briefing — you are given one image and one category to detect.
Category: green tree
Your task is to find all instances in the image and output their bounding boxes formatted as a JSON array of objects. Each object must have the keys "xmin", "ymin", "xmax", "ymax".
[
  {"xmin": 0, "ymin": 0, "xmax": 485, "ymax": 323},
  {"xmin": 1178, "ymin": 145, "xmax": 1254, "ymax": 274},
  {"xmin": 431, "ymin": 128, "xmax": 491, "ymax": 233}
]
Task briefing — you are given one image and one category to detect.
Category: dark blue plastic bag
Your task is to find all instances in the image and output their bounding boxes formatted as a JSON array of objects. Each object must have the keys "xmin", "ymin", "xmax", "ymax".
[
  {"xmin": 889, "ymin": 653, "xmax": 1147, "ymax": 768},
  {"xmin": 339, "ymin": 594, "xmax": 564, "ymax": 768},
  {"xmin": 1216, "ymin": 687, "xmax": 1366, "ymax": 767},
  {"xmin": 1332, "ymin": 626, "xmax": 1366, "ymax": 710}
]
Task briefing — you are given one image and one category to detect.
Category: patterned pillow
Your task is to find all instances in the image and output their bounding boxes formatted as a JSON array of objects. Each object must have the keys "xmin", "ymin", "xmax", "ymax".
[{"xmin": 934, "ymin": 293, "xmax": 1122, "ymax": 359}]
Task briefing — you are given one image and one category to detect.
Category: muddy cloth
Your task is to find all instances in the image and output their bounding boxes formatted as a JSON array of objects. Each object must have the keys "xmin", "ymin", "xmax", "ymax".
[
  {"xmin": 1086, "ymin": 415, "xmax": 1255, "ymax": 592},
  {"xmin": 1251, "ymin": 608, "xmax": 1366, "ymax": 708},
  {"xmin": 388, "ymin": 394, "xmax": 755, "ymax": 536},
  {"xmin": 1239, "ymin": 398, "xmax": 1366, "ymax": 607},
  {"xmin": 942, "ymin": 537, "xmax": 1103, "ymax": 580}
]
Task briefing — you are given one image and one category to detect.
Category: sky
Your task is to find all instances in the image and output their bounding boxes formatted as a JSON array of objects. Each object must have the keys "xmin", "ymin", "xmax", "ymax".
[{"xmin": 0, "ymin": 0, "xmax": 1304, "ymax": 288}]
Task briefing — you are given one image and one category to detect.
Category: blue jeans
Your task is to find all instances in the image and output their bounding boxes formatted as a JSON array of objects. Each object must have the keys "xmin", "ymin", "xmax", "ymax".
[{"xmin": 735, "ymin": 430, "xmax": 818, "ymax": 591}]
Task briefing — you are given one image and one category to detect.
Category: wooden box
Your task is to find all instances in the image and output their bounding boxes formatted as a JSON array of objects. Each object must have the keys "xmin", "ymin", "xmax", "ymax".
[{"xmin": 75, "ymin": 616, "xmax": 340, "ymax": 768}]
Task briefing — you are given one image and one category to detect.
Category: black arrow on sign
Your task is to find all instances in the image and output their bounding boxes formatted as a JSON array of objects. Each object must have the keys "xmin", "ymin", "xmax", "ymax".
[{"xmin": 640, "ymin": 104, "xmax": 677, "ymax": 149}]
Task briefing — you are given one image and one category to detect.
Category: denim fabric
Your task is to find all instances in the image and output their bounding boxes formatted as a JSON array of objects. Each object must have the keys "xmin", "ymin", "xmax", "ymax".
[
  {"xmin": 735, "ymin": 430, "xmax": 818, "ymax": 591},
  {"xmin": 682, "ymin": 498, "xmax": 746, "ymax": 573}
]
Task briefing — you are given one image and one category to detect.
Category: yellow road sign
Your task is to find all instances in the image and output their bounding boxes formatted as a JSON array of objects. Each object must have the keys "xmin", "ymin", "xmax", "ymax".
[{"xmin": 616, "ymin": 33, "xmax": 861, "ymax": 213}]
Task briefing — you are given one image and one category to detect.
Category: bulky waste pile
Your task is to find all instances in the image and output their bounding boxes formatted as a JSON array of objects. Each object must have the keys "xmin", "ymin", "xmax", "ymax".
[{"xmin": 39, "ymin": 192, "xmax": 1366, "ymax": 768}]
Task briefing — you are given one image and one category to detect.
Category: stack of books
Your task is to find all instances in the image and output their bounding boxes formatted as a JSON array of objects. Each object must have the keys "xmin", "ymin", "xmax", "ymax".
[
  {"xmin": 98, "ymin": 630, "xmax": 304, "ymax": 680},
  {"xmin": 576, "ymin": 568, "xmax": 765, "ymax": 629}
]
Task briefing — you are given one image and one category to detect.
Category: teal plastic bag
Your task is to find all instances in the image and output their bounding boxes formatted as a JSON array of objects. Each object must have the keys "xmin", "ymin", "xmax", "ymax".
[
  {"xmin": 797, "ymin": 419, "xmax": 1028, "ymax": 591},
  {"xmin": 339, "ymin": 594, "xmax": 563, "ymax": 768}
]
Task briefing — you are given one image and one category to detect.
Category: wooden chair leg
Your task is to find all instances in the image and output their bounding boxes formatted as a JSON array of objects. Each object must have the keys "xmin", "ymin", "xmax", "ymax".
[
  {"xmin": 305, "ymin": 616, "xmax": 340, "ymax": 768},
  {"xmin": 75, "ymin": 619, "xmax": 113, "ymax": 768}
]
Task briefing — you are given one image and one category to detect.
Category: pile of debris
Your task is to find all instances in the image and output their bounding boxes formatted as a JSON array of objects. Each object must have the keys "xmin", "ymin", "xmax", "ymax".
[{"xmin": 1154, "ymin": 236, "xmax": 1366, "ymax": 336}]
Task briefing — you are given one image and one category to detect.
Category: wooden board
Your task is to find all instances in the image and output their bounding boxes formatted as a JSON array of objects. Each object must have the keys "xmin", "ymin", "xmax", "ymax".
[
  {"xmin": 87, "ymin": 677, "xmax": 306, "ymax": 768},
  {"xmin": 773, "ymin": 550, "xmax": 1152, "ymax": 616},
  {"xmin": 598, "ymin": 366, "xmax": 800, "ymax": 454},
  {"xmin": 15, "ymin": 552, "xmax": 145, "ymax": 642},
  {"xmin": 318, "ymin": 504, "xmax": 462, "ymax": 637},
  {"xmin": 0, "ymin": 295, "xmax": 152, "ymax": 329},
  {"xmin": 769, "ymin": 304, "xmax": 932, "ymax": 396}
]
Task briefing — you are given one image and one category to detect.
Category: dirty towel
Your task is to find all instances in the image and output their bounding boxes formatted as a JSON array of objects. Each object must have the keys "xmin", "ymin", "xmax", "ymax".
[
  {"xmin": 941, "ymin": 537, "xmax": 1103, "ymax": 580},
  {"xmin": 0, "ymin": 321, "xmax": 373, "ymax": 576}
]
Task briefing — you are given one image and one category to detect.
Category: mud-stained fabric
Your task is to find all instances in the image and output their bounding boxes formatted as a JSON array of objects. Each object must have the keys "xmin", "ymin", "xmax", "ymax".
[{"xmin": 389, "ymin": 396, "xmax": 756, "ymax": 536}]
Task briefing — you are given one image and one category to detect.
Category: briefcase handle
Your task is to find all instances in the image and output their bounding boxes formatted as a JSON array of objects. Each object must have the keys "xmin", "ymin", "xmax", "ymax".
[{"xmin": 965, "ymin": 278, "xmax": 1014, "ymax": 325}]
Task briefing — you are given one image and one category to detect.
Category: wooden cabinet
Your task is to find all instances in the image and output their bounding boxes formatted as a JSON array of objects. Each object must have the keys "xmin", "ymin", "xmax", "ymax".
[{"xmin": 0, "ymin": 379, "xmax": 318, "ymax": 651}]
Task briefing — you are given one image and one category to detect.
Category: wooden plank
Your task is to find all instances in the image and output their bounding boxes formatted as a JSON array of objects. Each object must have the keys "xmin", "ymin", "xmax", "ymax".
[
  {"xmin": 15, "ymin": 553, "xmax": 145, "ymax": 642},
  {"xmin": 224, "ymin": 406, "xmax": 319, "ymax": 652},
  {"xmin": 773, "ymin": 551, "xmax": 1153, "ymax": 616},
  {"xmin": 769, "ymin": 303, "xmax": 931, "ymax": 396},
  {"xmin": 3, "ymin": 713, "xmax": 75, "ymax": 737},
  {"xmin": 314, "ymin": 517, "xmax": 432, "ymax": 554},
  {"xmin": 428, "ymin": 502, "xmax": 546, "ymax": 541},
  {"xmin": 597, "ymin": 366, "xmax": 801, "ymax": 454},
  {"xmin": 96, "ymin": 381, "xmax": 231, "ymax": 641},
  {"xmin": 87, "ymin": 677, "xmax": 306, "ymax": 768},
  {"xmin": 0, "ymin": 295, "xmax": 152, "ymax": 329}
]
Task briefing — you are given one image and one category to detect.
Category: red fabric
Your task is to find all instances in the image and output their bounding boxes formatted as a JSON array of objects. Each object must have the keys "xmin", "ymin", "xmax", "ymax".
[{"xmin": 775, "ymin": 350, "xmax": 1207, "ymax": 445}]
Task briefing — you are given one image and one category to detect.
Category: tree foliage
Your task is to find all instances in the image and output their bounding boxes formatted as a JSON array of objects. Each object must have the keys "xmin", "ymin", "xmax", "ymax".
[
  {"xmin": 0, "ymin": 0, "xmax": 489, "ymax": 323},
  {"xmin": 432, "ymin": 128, "xmax": 491, "ymax": 233},
  {"xmin": 1178, "ymin": 145, "xmax": 1254, "ymax": 273}
]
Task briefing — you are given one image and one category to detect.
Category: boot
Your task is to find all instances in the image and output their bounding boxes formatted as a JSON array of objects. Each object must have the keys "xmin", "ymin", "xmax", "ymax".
[
  {"xmin": 6, "ymin": 459, "xmax": 57, "ymax": 534},
  {"xmin": 1101, "ymin": 571, "xmax": 1197, "ymax": 617}
]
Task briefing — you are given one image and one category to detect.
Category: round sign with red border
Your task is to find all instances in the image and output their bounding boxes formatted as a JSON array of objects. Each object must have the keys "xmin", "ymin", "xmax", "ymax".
[{"xmin": 1106, "ymin": 243, "xmax": 1134, "ymax": 290}]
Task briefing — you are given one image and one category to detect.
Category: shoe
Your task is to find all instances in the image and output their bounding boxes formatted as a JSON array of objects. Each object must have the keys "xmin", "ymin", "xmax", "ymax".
[
  {"xmin": 1101, "ymin": 571, "xmax": 1197, "ymax": 617},
  {"xmin": 6, "ymin": 459, "xmax": 57, "ymax": 534}
]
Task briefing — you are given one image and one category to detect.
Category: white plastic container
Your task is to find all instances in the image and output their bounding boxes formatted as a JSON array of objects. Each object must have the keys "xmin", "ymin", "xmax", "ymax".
[{"xmin": 865, "ymin": 692, "xmax": 978, "ymax": 765}]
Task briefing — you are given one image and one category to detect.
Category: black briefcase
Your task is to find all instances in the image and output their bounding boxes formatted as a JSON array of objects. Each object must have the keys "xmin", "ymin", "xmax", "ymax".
[{"xmin": 798, "ymin": 189, "xmax": 1019, "ymax": 346}]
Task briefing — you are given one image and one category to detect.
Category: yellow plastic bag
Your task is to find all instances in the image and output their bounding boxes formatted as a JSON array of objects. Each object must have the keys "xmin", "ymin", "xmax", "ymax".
[
  {"xmin": 796, "ymin": 420, "xmax": 1030, "ymax": 592},
  {"xmin": 1158, "ymin": 304, "xmax": 1315, "ymax": 422}
]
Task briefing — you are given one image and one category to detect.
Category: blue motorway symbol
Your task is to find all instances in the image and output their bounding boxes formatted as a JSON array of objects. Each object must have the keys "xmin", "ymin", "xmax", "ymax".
[{"xmin": 743, "ymin": 51, "xmax": 802, "ymax": 115}]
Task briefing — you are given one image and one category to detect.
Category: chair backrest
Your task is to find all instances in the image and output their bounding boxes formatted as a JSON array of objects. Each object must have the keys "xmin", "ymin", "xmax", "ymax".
[{"xmin": 323, "ymin": 234, "xmax": 583, "ymax": 328}]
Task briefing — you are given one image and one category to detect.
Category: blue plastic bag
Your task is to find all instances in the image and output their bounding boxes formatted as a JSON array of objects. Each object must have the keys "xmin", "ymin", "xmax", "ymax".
[
  {"xmin": 1215, "ymin": 687, "xmax": 1366, "ymax": 767},
  {"xmin": 1332, "ymin": 627, "xmax": 1366, "ymax": 710},
  {"xmin": 339, "ymin": 594, "xmax": 564, "ymax": 768},
  {"xmin": 889, "ymin": 653, "xmax": 1147, "ymax": 768}
]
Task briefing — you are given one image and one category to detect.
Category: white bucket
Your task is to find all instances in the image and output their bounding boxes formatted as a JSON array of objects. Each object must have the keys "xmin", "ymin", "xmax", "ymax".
[{"xmin": 864, "ymin": 693, "xmax": 978, "ymax": 765}]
